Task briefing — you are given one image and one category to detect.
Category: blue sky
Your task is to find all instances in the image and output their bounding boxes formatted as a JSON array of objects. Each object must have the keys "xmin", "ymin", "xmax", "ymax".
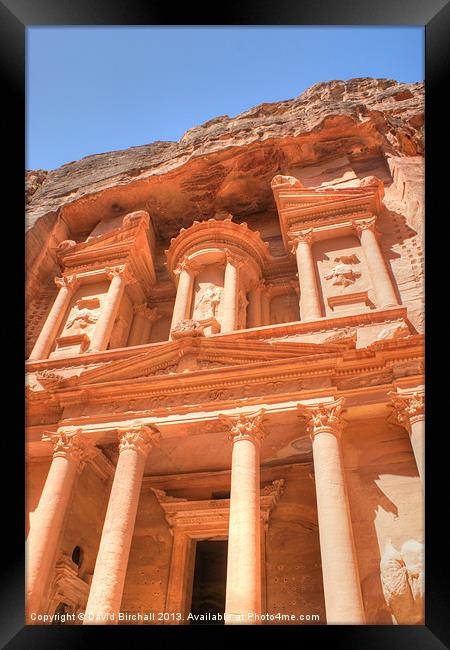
[{"xmin": 26, "ymin": 26, "xmax": 424, "ymax": 171}]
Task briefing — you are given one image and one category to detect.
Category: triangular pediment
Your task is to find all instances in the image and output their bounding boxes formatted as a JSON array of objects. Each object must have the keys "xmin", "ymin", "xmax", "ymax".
[{"xmin": 60, "ymin": 336, "xmax": 353, "ymax": 389}]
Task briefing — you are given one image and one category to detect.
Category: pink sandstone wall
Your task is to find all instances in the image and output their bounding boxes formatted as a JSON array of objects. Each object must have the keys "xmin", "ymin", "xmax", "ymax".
[
  {"xmin": 119, "ymin": 490, "xmax": 174, "ymax": 623},
  {"xmin": 343, "ymin": 418, "xmax": 423, "ymax": 623}
]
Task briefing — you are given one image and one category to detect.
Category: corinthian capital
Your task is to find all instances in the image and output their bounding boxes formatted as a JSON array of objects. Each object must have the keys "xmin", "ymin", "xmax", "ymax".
[
  {"xmin": 173, "ymin": 256, "xmax": 199, "ymax": 278},
  {"xmin": 54, "ymin": 275, "xmax": 79, "ymax": 290},
  {"xmin": 45, "ymin": 427, "xmax": 94, "ymax": 462},
  {"xmin": 219, "ymin": 409, "xmax": 267, "ymax": 444},
  {"xmin": 289, "ymin": 228, "xmax": 314, "ymax": 253},
  {"xmin": 298, "ymin": 398, "xmax": 346, "ymax": 439},
  {"xmin": 105, "ymin": 265, "xmax": 134, "ymax": 284},
  {"xmin": 352, "ymin": 216, "xmax": 378, "ymax": 238},
  {"xmin": 118, "ymin": 423, "xmax": 160, "ymax": 456},
  {"xmin": 389, "ymin": 390, "xmax": 425, "ymax": 431},
  {"xmin": 224, "ymin": 249, "xmax": 245, "ymax": 269}
]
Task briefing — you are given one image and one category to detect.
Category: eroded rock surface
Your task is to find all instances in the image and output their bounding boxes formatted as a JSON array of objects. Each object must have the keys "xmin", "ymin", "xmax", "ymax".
[{"xmin": 26, "ymin": 78, "xmax": 423, "ymax": 240}]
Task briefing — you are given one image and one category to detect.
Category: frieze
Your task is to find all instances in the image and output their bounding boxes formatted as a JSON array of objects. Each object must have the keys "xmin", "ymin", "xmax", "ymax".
[{"xmin": 282, "ymin": 207, "xmax": 372, "ymax": 227}]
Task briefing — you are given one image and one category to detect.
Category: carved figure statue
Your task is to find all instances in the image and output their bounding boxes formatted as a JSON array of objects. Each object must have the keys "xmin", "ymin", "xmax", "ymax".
[
  {"xmin": 380, "ymin": 539, "xmax": 424, "ymax": 624},
  {"xmin": 194, "ymin": 284, "xmax": 223, "ymax": 320}
]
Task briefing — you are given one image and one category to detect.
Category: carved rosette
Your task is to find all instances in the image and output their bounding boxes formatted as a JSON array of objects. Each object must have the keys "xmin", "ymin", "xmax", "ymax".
[
  {"xmin": 54, "ymin": 275, "xmax": 79, "ymax": 290},
  {"xmin": 117, "ymin": 424, "xmax": 160, "ymax": 457},
  {"xmin": 219, "ymin": 409, "xmax": 267, "ymax": 445},
  {"xmin": 46, "ymin": 427, "xmax": 94, "ymax": 465},
  {"xmin": 389, "ymin": 391, "xmax": 425, "ymax": 431},
  {"xmin": 297, "ymin": 398, "xmax": 346, "ymax": 439}
]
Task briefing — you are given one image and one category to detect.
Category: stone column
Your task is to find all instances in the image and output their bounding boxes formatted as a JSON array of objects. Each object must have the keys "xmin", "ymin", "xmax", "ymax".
[
  {"xmin": 353, "ymin": 218, "xmax": 398, "ymax": 308},
  {"xmin": 290, "ymin": 229, "xmax": 322, "ymax": 322},
  {"xmin": 128, "ymin": 304, "xmax": 159, "ymax": 346},
  {"xmin": 247, "ymin": 281, "xmax": 263, "ymax": 329},
  {"xmin": 170, "ymin": 258, "xmax": 196, "ymax": 333},
  {"xmin": 219, "ymin": 410, "xmax": 266, "ymax": 624},
  {"xmin": 90, "ymin": 266, "xmax": 132, "ymax": 352},
  {"xmin": 29, "ymin": 275, "xmax": 79, "ymax": 361},
  {"xmin": 221, "ymin": 252, "xmax": 243, "ymax": 333},
  {"xmin": 298, "ymin": 399, "xmax": 365, "ymax": 624},
  {"xmin": 83, "ymin": 424, "xmax": 160, "ymax": 624},
  {"xmin": 26, "ymin": 428, "xmax": 93, "ymax": 621},
  {"xmin": 260, "ymin": 282, "xmax": 271, "ymax": 326},
  {"xmin": 389, "ymin": 390, "xmax": 425, "ymax": 483}
]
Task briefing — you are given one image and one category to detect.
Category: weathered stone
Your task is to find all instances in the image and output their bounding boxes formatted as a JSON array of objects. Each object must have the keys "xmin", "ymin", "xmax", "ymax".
[{"xmin": 25, "ymin": 76, "xmax": 424, "ymax": 626}]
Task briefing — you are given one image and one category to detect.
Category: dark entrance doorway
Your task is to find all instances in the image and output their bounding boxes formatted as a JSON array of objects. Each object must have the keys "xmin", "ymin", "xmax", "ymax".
[{"xmin": 190, "ymin": 540, "xmax": 228, "ymax": 624}]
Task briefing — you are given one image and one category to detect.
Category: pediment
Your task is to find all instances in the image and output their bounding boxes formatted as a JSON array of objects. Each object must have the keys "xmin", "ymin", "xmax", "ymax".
[
  {"xmin": 59, "ymin": 225, "xmax": 136, "ymax": 258},
  {"xmin": 277, "ymin": 187, "xmax": 381, "ymax": 215},
  {"xmin": 60, "ymin": 336, "xmax": 353, "ymax": 389},
  {"xmin": 271, "ymin": 177, "xmax": 383, "ymax": 226}
]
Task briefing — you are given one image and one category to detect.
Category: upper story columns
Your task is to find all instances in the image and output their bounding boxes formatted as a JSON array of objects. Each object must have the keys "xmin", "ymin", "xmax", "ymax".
[
  {"xmin": 272, "ymin": 174, "xmax": 399, "ymax": 320},
  {"xmin": 128, "ymin": 304, "xmax": 160, "ymax": 347},
  {"xmin": 170, "ymin": 258, "xmax": 198, "ymax": 332},
  {"xmin": 290, "ymin": 229, "xmax": 322, "ymax": 322},
  {"xmin": 166, "ymin": 218, "xmax": 269, "ymax": 336},
  {"xmin": 221, "ymin": 251, "xmax": 245, "ymax": 333},
  {"xmin": 90, "ymin": 265, "xmax": 135, "ymax": 352},
  {"xmin": 352, "ymin": 218, "xmax": 398, "ymax": 308},
  {"xmin": 27, "ymin": 210, "xmax": 157, "ymax": 361},
  {"xmin": 29, "ymin": 275, "xmax": 80, "ymax": 361}
]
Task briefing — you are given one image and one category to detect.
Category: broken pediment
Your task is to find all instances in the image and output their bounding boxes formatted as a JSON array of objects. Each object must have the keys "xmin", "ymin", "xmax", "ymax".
[{"xmin": 271, "ymin": 176, "xmax": 384, "ymax": 251}]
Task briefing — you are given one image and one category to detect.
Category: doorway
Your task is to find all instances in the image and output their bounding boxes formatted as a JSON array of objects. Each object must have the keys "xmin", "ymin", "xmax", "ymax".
[{"xmin": 190, "ymin": 540, "xmax": 228, "ymax": 624}]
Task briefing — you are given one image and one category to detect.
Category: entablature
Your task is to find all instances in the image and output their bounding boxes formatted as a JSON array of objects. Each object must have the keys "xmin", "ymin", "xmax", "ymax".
[{"xmin": 271, "ymin": 174, "xmax": 384, "ymax": 252}]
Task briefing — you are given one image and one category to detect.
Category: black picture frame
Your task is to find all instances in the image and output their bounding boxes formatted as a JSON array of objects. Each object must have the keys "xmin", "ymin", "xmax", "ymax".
[{"xmin": 2, "ymin": 1, "xmax": 448, "ymax": 647}]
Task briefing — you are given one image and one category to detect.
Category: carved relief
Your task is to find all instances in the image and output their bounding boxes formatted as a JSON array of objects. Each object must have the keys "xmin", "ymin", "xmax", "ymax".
[
  {"xmin": 380, "ymin": 540, "xmax": 424, "ymax": 624},
  {"xmin": 325, "ymin": 255, "xmax": 362, "ymax": 287},
  {"xmin": 171, "ymin": 317, "xmax": 220, "ymax": 338},
  {"xmin": 193, "ymin": 283, "xmax": 223, "ymax": 320},
  {"xmin": 237, "ymin": 290, "xmax": 249, "ymax": 330},
  {"xmin": 65, "ymin": 298, "xmax": 100, "ymax": 333},
  {"xmin": 376, "ymin": 323, "xmax": 410, "ymax": 341}
]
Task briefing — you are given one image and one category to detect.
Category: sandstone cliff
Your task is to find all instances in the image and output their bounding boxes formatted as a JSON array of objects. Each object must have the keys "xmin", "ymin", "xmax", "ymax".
[{"xmin": 25, "ymin": 77, "xmax": 424, "ymax": 317}]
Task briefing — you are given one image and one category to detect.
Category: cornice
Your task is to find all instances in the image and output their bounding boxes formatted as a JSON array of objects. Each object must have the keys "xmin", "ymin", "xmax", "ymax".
[
  {"xmin": 165, "ymin": 218, "xmax": 271, "ymax": 278},
  {"xmin": 25, "ymin": 306, "xmax": 409, "ymax": 374},
  {"xmin": 27, "ymin": 338, "xmax": 424, "ymax": 431}
]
